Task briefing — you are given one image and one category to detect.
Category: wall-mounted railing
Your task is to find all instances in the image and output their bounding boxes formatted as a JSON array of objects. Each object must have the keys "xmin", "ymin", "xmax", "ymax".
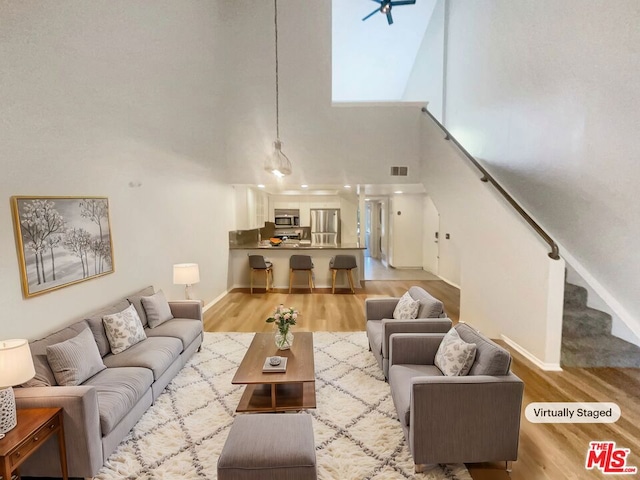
[{"xmin": 421, "ymin": 107, "xmax": 560, "ymax": 260}]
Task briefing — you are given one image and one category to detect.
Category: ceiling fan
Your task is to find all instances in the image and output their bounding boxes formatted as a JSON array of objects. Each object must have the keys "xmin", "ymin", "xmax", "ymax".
[{"xmin": 362, "ymin": 0, "xmax": 416, "ymax": 25}]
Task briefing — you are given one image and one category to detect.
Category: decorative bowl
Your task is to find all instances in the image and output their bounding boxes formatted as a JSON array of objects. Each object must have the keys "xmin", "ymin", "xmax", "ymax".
[{"xmin": 269, "ymin": 356, "xmax": 282, "ymax": 366}]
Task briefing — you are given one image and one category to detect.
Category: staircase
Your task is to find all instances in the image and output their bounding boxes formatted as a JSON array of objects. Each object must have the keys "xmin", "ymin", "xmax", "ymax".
[{"xmin": 561, "ymin": 283, "xmax": 640, "ymax": 367}]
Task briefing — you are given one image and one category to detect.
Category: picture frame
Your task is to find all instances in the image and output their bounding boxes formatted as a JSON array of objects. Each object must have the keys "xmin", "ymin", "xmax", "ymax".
[{"xmin": 11, "ymin": 196, "xmax": 115, "ymax": 298}]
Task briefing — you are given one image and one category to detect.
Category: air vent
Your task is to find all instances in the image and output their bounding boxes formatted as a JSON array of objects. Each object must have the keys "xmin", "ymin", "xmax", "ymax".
[{"xmin": 390, "ymin": 166, "xmax": 408, "ymax": 176}]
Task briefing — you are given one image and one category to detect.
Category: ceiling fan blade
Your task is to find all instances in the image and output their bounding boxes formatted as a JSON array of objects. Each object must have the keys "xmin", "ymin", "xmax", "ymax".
[
  {"xmin": 362, "ymin": 8, "xmax": 380, "ymax": 21},
  {"xmin": 370, "ymin": 0, "xmax": 383, "ymax": 3},
  {"xmin": 386, "ymin": 11, "xmax": 394, "ymax": 25},
  {"xmin": 390, "ymin": 0, "xmax": 416, "ymax": 5}
]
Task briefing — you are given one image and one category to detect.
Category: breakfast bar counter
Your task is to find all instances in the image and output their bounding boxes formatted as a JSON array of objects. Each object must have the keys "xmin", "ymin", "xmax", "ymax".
[{"xmin": 228, "ymin": 242, "xmax": 365, "ymax": 290}]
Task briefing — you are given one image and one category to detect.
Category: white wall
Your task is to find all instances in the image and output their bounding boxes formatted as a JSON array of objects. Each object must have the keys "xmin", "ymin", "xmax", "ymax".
[
  {"xmin": 388, "ymin": 194, "xmax": 424, "ymax": 268},
  {"xmin": 339, "ymin": 193, "xmax": 359, "ymax": 245},
  {"xmin": 218, "ymin": 0, "xmax": 423, "ymax": 187},
  {"xmin": 442, "ymin": 0, "xmax": 640, "ymax": 339},
  {"xmin": 0, "ymin": 1, "xmax": 234, "ymax": 340},
  {"xmin": 421, "ymin": 118, "xmax": 566, "ymax": 368},
  {"xmin": 403, "ymin": 0, "xmax": 445, "ymax": 118}
]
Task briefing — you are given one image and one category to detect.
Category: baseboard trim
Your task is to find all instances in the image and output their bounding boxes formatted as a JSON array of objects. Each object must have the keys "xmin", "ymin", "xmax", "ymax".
[
  {"xmin": 501, "ymin": 335, "xmax": 562, "ymax": 372},
  {"xmin": 436, "ymin": 274, "xmax": 460, "ymax": 289},
  {"xmin": 203, "ymin": 290, "xmax": 229, "ymax": 312}
]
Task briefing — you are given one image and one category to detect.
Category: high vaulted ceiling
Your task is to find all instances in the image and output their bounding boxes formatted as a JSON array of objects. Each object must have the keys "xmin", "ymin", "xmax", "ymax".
[{"xmin": 332, "ymin": 0, "xmax": 437, "ymax": 102}]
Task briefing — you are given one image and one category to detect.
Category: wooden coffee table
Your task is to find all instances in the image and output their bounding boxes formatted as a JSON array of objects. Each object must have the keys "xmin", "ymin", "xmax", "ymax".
[{"xmin": 232, "ymin": 332, "xmax": 316, "ymax": 413}]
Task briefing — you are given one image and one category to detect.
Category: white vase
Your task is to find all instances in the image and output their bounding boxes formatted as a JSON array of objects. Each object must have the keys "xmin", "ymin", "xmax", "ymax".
[{"xmin": 275, "ymin": 329, "xmax": 294, "ymax": 350}]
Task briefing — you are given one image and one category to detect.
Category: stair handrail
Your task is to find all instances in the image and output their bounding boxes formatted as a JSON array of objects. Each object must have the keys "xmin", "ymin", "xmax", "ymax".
[{"xmin": 421, "ymin": 106, "xmax": 560, "ymax": 260}]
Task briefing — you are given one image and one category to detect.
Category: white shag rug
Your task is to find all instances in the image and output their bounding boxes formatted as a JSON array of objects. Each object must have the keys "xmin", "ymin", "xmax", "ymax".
[{"xmin": 95, "ymin": 332, "xmax": 472, "ymax": 480}]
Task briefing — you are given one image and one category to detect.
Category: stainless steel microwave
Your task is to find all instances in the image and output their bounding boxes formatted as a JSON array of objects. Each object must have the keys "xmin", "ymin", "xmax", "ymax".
[
  {"xmin": 275, "ymin": 216, "xmax": 299, "ymax": 226},
  {"xmin": 274, "ymin": 209, "xmax": 300, "ymax": 227}
]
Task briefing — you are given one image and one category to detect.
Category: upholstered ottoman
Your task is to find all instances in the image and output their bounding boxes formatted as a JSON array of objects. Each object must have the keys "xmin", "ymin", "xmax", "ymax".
[{"xmin": 217, "ymin": 413, "xmax": 317, "ymax": 480}]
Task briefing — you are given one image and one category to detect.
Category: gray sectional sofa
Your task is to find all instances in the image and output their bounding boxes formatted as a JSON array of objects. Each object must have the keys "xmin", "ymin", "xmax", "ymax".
[{"xmin": 15, "ymin": 286, "xmax": 203, "ymax": 478}]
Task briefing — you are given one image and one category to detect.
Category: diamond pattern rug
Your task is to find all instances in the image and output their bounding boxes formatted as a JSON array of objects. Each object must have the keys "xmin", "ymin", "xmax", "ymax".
[{"xmin": 95, "ymin": 332, "xmax": 472, "ymax": 480}]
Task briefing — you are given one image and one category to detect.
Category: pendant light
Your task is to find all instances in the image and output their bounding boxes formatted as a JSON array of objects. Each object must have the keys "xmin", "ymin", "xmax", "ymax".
[{"xmin": 265, "ymin": 0, "xmax": 292, "ymax": 177}]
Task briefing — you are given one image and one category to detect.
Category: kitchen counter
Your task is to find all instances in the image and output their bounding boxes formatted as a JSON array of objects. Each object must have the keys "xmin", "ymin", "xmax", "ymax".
[
  {"xmin": 228, "ymin": 244, "xmax": 365, "ymax": 290},
  {"xmin": 230, "ymin": 241, "xmax": 365, "ymax": 250}
]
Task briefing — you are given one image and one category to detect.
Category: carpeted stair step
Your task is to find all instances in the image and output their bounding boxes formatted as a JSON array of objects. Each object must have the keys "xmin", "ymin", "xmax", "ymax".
[
  {"xmin": 563, "ymin": 283, "xmax": 588, "ymax": 309},
  {"xmin": 561, "ymin": 281, "xmax": 640, "ymax": 368},
  {"xmin": 562, "ymin": 307, "xmax": 612, "ymax": 338},
  {"xmin": 561, "ymin": 334, "xmax": 640, "ymax": 368}
]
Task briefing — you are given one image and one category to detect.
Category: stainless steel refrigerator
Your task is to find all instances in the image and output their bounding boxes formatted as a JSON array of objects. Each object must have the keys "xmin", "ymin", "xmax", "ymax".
[{"xmin": 310, "ymin": 209, "xmax": 340, "ymax": 246}]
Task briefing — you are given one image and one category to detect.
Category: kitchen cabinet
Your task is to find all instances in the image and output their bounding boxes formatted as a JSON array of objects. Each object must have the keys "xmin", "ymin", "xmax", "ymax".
[{"xmin": 235, "ymin": 186, "xmax": 268, "ymax": 230}]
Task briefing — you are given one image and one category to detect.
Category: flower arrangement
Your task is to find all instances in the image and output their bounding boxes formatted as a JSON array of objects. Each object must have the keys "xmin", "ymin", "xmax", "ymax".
[
  {"xmin": 266, "ymin": 304, "xmax": 298, "ymax": 333},
  {"xmin": 266, "ymin": 304, "xmax": 298, "ymax": 350}
]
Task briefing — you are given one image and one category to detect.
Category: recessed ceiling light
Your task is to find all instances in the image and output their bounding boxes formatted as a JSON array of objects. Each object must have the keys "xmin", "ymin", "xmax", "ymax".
[
  {"xmin": 365, "ymin": 198, "xmax": 370, "ymax": 201},
  {"xmin": 344, "ymin": 185, "xmax": 351, "ymax": 189},
  {"xmin": 394, "ymin": 190, "xmax": 403, "ymax": 194},
  {"xmin": 301, "ymin": 184, "xmax": 308, "ymax": 188},
  {"xmin": 257, "ymin": 184, "xmax": 265, "ymax": 188}
]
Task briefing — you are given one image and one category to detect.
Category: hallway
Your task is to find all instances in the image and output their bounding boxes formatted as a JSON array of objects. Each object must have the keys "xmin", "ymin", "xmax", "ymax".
[{"xmin": 363, "ymin": 256, "xmax": 440, "ymax": 281}]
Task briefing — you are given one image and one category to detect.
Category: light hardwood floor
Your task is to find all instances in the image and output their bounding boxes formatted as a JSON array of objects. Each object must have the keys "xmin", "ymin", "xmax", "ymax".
[{"xmin": 204, "ymin": 280, "xmax": 640, "ymax": 480}]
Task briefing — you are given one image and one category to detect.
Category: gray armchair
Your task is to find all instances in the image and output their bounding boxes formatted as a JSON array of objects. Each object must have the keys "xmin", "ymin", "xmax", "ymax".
[
  {"xmin": 387, "ymin": 323, "xmax": 524, "ymax": 471},
  {"xmin": 365, "ymin": 286, "xmax": 451, "ymax": 378}
]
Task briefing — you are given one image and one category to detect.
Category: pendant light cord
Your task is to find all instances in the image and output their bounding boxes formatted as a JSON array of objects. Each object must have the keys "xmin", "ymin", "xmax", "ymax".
[{"xmin": 274, "ymin": 0, "xmax": 280, "ymax": 141}]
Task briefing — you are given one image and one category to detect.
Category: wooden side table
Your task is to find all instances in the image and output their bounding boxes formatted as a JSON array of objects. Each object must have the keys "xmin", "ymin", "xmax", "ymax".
[{"xmin": 0, "ymin": 407, "xmax": 68, "ymax": 480}]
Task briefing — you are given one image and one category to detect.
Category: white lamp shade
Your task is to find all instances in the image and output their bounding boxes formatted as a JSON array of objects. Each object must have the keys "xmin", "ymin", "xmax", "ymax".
[
  {"xmin": 0, "ymin": 339, "xmax": 35, "ymax": 388},
  {"xmin": 173, "ymin": 263, "xmax": 200, "ymax": 285}
]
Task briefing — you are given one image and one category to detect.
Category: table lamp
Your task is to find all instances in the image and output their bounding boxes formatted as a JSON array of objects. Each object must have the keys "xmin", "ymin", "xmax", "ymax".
[
  {"xmin": 0, "ymin": 339, "xmax": 35, "ymax": 437},
  {"xmin": 173, "ymin": 263, "xmax": 200, "ymax": 300}
]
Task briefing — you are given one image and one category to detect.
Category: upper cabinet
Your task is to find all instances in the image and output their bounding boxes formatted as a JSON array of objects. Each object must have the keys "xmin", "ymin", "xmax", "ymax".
[{"xmin": 235, "ymin": 186, "xmax": 268, "ymax": 230}]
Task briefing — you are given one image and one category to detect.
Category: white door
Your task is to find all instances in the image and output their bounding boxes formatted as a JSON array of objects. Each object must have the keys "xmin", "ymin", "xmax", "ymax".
[{"xmin": 422, "ymin": 195, "xmax": 440, "ymax": 274}]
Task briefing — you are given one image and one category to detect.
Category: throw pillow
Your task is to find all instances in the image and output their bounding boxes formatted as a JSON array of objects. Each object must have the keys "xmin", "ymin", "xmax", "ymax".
[
  {"xmin": 127, "ymin": 286, "xmax": 155, "ymax": 328},
  {"xmin": 393, "ymin": 291, "xmax": 420, "ymax": 319},
  {"xmin": 103, "ymin": 304, "xmax": 147, "ymax": 354},
  {"xmin": 141, "ymin": 290, "xmax": 174, "ymax": 328},
  {"xmin": 434, "ymin": 327, "xmax": 477, "ymax": 376},
  {"xmin": 46, "ymin": 327, "xmax": 106, "ymax": 386}
]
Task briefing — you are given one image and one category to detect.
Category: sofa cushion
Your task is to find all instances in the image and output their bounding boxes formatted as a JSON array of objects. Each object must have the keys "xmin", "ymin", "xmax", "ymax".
[
  {"xmin": 144, "ymin": 318, "xmax": 202, "ymax": 351},
  {"xmin": 366, "ymin": 320, "xmax": 383, "ymax": 354},
  {"xmin": 102, "ymin": 336, "xmax": 183, "ymax": 380},
  {"xmin": 434, "ymin": 328, "xmax": 477, "ymax": 376},
  {"xmin": 409, "ymin": 286, "xmax": 445, "ymax": 318},
  {"xmin": 46, "ymin": 327, "xmax": 106, "ymax": 386},
  {"xmin": 103, "ymin": 304, "xmax": 147, "ymax": 355},
  {"xmin": 83, "ymin": 366, "xmax": 153, "ymax": 435},
  {"xmin": 23, "ymin": 320, "xmax": 89, "ymax": 387},
  {"xmin": 393, "ymin": 291, "xmax": 420, "ymax": 319},
  {"xmin": 455, "ymin": 323, "xmax": 511, "ymax": 376},
  {"xmin": 85, "ymin": 299, "xmax": 132, "ymax": 357},
  {"xmin": 141, "ymin": 290, "xmax": 174, "ymax": 328},
  {"xmin": 389, "ymin": 364, "xmax": 443, "ymax": 427},
  {"xmin": 126, "ymin": 286, "xmax": 155, "ymax": 328}
]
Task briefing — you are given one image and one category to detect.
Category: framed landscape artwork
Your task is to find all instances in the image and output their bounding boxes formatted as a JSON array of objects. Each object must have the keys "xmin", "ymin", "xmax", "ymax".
[{"xmin": 11, "ymin": 196, "xmax": 115, "ymax": 298}]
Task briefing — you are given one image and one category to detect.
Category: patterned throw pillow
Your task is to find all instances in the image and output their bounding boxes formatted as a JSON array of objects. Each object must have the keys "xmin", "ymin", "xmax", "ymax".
[
  {"xmin": 434, "ymin": 328, "xmax": 477, "ymax": 376},
  {"xmin": 393, "ymin": 291, "xmax": 420, "ymax": 319},
  {"xmin": 103, "ymin": 304, "xmax": 147, "ymax": 355}
]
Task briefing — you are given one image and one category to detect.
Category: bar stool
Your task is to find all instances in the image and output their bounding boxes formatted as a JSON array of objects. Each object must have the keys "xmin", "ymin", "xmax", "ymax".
[
  {"xmin": 289, "ymin": 255, "xmax": 314, "ymax": 293},
  {"xmin": 330, "ymin": 255, "xmax": 357, "ymax": 294},
  {"xmin": 248, "ymin": 255, "xmax": 273, "ymax": 294}
]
